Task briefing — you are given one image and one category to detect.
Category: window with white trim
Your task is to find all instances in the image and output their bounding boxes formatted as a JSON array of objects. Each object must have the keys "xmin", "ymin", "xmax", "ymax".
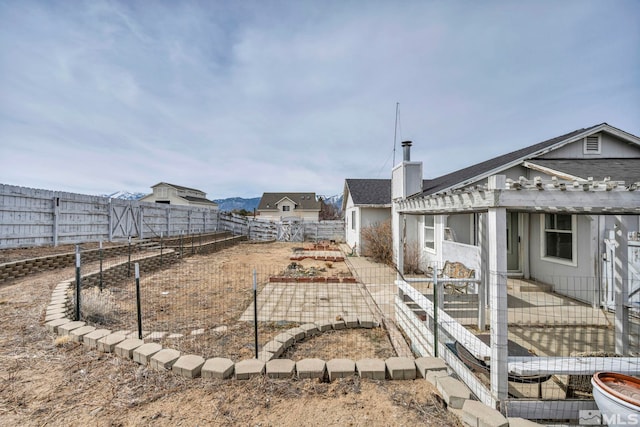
[
  {"xmin": 351, "ymin": 211, "xmax": 355, "ymax": 230},
  {"xmin": 424, "ymin": 215, "xmax": 435, "ymax": 251},
  {"xmin": 282, "ymin": 205, "xmax": 290, "ymax": 212},
  {"xmin": 542, "ymin": 213, "xmax": 575, "ymax": 263},
  {"xmin": 583, "ymin": 135, "xmax": 601, "ymax": 154}
]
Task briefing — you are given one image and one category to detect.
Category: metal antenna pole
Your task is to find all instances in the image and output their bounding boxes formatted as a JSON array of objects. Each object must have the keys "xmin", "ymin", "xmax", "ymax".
[{"xmin": 393, "ymin": 102, "xmax": 399, "ymax": 166}]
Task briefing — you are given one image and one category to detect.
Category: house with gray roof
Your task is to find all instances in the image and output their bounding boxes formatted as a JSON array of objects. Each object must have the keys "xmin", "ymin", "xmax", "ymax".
[
  {"xmin": 342, "ymin": 179, "xmax": 392, "ymax": 254},
  {"xmin": 139, "ymin": 182, "xmax": 218, "ymax": 209},
  {"xmin": 256, "ymin": 192, "xmax": 321, "ymax": 222},
  {"xmin": 392, "ymin": 122, "xmax": 640, "ymax": 307}
]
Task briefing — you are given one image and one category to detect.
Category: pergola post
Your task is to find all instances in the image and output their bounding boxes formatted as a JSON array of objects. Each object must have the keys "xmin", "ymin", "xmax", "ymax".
[
  {"xmin": 487, "ymin": 175, "xmax": 508, "ymax": 408},
  {"xmin": 395, "ymin": 212, "xmax": 405, "ymax": 281},
  {"xmin": 614, "ymin": 215, "xmax": 630, "ymax": 355},
  {"xmin": 477, "ymin": 212, "xmax": 487, "ymax": 331}
]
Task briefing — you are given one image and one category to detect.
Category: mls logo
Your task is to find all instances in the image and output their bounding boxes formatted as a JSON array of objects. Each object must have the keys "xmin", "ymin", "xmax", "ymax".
[
  {"xmin": 580, "ymin": 409, "xmax": 640, "ymax": 426},
  {"xmin": 579, "ymin": 409, "xmax": 602, "ymax": 425}
]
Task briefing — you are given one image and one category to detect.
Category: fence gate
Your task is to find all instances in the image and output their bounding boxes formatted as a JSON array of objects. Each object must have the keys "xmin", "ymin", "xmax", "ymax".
[
  {"xmin": 277, "ymin": 220, "xmax": 303, "ymax": 242},
  {"xmin": 109, "ymin": 201, "xmax": 141, "ymax": 240},
  {"xmin": 603, "ymin": 231, "xmax": 640, "ymax": 311}
]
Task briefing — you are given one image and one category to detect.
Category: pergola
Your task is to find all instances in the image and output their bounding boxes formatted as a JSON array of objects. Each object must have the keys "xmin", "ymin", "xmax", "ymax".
[{"xmin": 393, "ymin": 174, "xmax": 640, "ymax": 418}]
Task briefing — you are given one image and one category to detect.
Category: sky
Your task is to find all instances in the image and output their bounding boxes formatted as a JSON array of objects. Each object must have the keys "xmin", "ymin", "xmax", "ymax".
[{"xmin": 1, "ymin": 1, "xmax": 639, "ymax": 199}]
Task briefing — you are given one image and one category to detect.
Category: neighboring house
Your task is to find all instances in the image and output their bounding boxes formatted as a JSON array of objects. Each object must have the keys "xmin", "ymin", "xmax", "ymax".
[
  {"xmin": 343, "ymin": 179, "xmax": 392, "ymax": 254},
  {"xmin": 256, "ymin": 192, "xmax": 321, "ymax": 222},
  {"xmin": 139, "ymin": 182, "xmax": 218, "ymax": 209},
  {"xmin": 391, "ymin": 123, "xmax": 640, "ymax": 308}
]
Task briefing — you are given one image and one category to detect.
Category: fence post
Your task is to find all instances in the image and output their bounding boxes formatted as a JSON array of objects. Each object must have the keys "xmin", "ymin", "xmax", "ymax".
[
  {"xmin": 52, "ymin": 197, "xmax": 60, "ymax": 247},
  {"xmin": 138, "ymin": 205, "xmax": 144, "ymax": 240},
  {"xmin": 74, "ymin": 245, "xmax": 81, "ymax": 321},
  {"xmin": 253, "ymin": 269, "xmax": 259, "ymax": 359},
  {"xmin": 99, "ymin": 240, "xmax": 103, "ymax": 292},
  {"xmin": 127, "ymin": 236, "xmax": 132, "ymax": 277},
  {"xmin": 135, "ymin": 263, "xmax": 142, "ymax": 340},
  {"xmin": 160, "ymin": 232, "xmax": 163, "ymax": 266},
  {"xmin": 433, "ymin": 271, "xmax": 438, "ymax": 357},
  {"xmin": 108, "ymin": 199, "xmax": 114, "ymax": 242}
]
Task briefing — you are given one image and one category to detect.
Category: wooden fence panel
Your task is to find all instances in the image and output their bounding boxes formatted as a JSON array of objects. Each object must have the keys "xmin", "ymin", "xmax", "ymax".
[
  {"xmin": 0, "ymin": 184, "xmax": 56, "ymax": 247},
  {"xmin": 0, "ymin": 184, "xmax": 220, "ymax": 248},
  {"xmin": 56, "ymin": 191, "xmax": 110, "ymax": 245},
  {"xmin": 1, "ymin": 184, "xmax": 341, "ymax": 248}
]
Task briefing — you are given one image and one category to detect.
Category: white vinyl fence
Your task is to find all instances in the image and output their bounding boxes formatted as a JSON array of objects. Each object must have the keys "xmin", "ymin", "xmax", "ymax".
[{"xmin": 217, "ymin": 212, "xmax": 344, "ymax": 243}]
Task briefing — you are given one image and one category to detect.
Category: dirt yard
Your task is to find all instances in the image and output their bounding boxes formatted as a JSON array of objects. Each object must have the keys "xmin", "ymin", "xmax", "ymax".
[{"xmin": 0, "ymin": 242, "xmax": 461, "ymax": 426}]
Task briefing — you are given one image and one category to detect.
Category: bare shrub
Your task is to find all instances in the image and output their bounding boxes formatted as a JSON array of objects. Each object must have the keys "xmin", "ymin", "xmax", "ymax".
[
  {"xmin": 80, "ymin": 287, "xmax": 120, "ymax": 327},
  {"xmin": 404, "ymin": 241, "xmax": 423, "ymax": 274},
  {"xmin": 360, "ymin": 220, "xmax": 393, "ymax": 265}
]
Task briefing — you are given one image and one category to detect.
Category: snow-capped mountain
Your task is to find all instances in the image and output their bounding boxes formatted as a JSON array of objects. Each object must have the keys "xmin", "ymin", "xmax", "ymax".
[
  {"xmin": 213, "ymin": 197, "xmax": 261, "ymax": 212},
  {"xmin": 318, "ymin": 194, "xmax": 343, "ymax": 212},
  {"xmin": 102, "ymin": 191, "xmax": 146, "ymax": 200}
]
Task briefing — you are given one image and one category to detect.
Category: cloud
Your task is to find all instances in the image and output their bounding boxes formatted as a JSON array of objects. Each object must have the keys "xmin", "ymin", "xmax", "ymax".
[{"xmin": 1, "ymin": 0, "xmax": 638, "ymax": 198}]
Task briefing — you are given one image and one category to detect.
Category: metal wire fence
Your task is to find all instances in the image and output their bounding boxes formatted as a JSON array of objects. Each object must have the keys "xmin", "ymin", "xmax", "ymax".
[
  {"xmin": 68, "ymin": 244, "xmax": 639, "ymax": 423},
  {"xmin": 397, "ymin": 262, "xmax": 639, "ymax": 422},
  {"xmin": 72, "ymin": 243, "xmax": 398, "ymax": 362}
]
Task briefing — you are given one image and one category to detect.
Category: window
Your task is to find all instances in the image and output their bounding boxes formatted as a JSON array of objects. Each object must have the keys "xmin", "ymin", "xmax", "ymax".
[
  {"xmin": 583, "ymin": 135, "xmax": 601, "ymax": 154},
  {"xmin": 351, "ymin": 211, "xmax": 356, "ymax": 230},
  {"xmin": 424, "ymin": 215, "xmax": 435, "ymax": 251},
  {"xmin": 542, "ymin": 213, "xmax": 576, "ymax": 264},
  {"xmin": 282, "ymin": 205, "xmax": 290, "ymax": 212}
]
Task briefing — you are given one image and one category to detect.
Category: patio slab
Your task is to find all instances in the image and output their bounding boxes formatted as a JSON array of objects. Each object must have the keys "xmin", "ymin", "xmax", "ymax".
[{"xmin": 240, "ymin": 282, "xmax": 375, "ymax": 323}]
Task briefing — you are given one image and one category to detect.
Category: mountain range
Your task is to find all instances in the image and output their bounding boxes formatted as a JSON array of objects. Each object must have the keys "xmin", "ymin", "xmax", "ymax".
[{"xmin": 102, "ymin": 192, "xmax": 343, "ymax": 213}]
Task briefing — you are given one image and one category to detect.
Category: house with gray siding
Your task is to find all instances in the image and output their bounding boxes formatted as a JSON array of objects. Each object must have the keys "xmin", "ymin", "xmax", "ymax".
[
  {"xmin": 342, "ymin": 179, "xmax": 392, "ymax": 255},
  {"xmin": 392, "ymin": 123, "xmax": 640, "ymax": 307}
]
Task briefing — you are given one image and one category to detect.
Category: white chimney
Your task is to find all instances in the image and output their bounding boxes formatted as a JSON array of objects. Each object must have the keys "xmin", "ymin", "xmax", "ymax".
[{"xmin": 392, "ymin": 140, "xmax": 423, "ymax": 200}]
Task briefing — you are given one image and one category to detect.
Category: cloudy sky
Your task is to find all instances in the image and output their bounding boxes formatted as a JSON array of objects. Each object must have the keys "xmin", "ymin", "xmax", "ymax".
[{"xmin": 1, "ymin": 1, "xmax": 638, "ymax": 199}]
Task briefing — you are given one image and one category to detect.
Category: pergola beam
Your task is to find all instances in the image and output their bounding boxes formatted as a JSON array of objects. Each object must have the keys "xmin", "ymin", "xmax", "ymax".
[{"xmin": 396, "ymin": 178, "xmax": 640, "ymax": 215}]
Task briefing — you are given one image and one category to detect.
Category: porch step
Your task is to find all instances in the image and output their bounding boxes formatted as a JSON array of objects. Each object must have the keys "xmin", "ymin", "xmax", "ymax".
[{"xmin": 509, "ymin": 281, "xmax": 553, "ymax": 292}]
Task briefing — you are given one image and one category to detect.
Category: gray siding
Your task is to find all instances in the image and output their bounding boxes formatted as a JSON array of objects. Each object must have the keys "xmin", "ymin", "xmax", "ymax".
[
  {"xmin": 529, "ymin": 214, "xmax": 598, "ymax": 304},
  {"xmin": 540, "ymin": 133, "xmax": 640, "ymax": 159}
]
